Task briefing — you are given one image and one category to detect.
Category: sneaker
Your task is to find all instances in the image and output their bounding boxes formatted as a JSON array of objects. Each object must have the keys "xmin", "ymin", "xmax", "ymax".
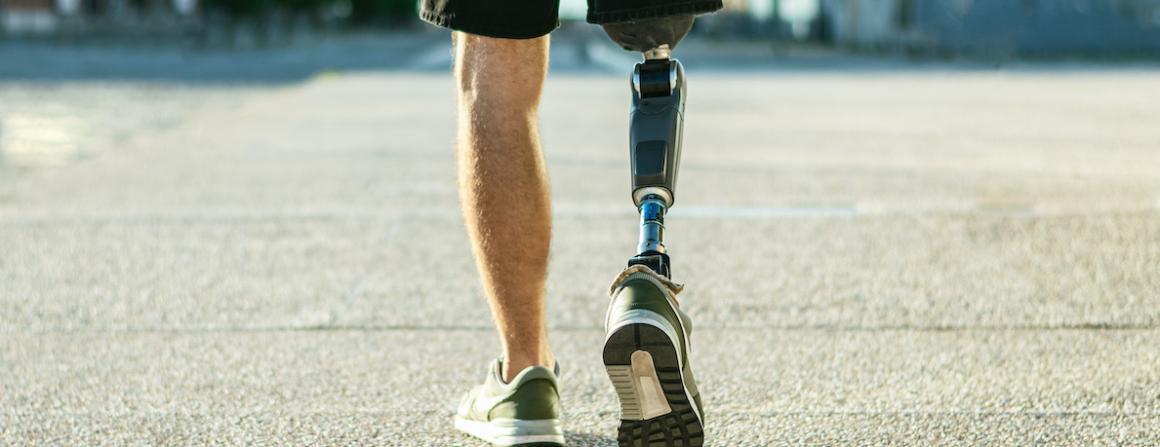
[
  {"xmin": 603, "ymin": 265, "xmax": 704, "ymax": 447},
  {"xmin": 454, "ymin": 358, "xmax": 565, "ymax": 446}
]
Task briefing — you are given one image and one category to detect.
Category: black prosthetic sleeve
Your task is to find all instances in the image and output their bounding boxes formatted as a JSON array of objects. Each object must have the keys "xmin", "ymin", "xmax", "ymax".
[
  {"xmin": 629, "ymin": 58, "xmax": 685, "ymax": 208},
  {"xmin": 601, "ymin": 15, "xmax": 694, "ymax": 52}
]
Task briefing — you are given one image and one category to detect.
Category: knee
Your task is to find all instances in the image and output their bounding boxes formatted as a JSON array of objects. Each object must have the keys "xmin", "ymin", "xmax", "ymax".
[
  {"xmin": 600, "ymin": 15, "xmax": 695, "ymax": 53},
  {"xmin": 454, "ymin": 32, "xmax": 548, "ymax": 112}
]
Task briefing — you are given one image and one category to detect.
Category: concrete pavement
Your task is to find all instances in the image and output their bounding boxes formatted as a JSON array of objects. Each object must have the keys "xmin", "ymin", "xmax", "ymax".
[{"xmin": 2, "ymin": 40, "xmax": 1159, "ymax": 445}]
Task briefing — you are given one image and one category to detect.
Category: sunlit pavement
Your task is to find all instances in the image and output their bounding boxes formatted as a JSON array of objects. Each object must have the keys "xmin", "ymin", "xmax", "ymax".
[{"xmin": 2, "ymin": 38, "xmax": 1159, "ymax": 445}]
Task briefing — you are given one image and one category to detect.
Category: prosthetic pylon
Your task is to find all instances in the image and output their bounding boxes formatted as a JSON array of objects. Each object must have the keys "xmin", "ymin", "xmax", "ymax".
[{"xmin": 626, "ymin": 45, "xmax": 686, "ymax": 279}]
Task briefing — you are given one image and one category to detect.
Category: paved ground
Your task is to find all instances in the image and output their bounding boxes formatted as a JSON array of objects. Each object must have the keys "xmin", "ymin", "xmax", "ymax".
[{"xmin": 1, "ymin": 36, "xmax": 1159, "ymax": 446}]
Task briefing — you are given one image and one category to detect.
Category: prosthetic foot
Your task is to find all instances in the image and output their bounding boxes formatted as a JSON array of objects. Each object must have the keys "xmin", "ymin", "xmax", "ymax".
[{"xmin": 602, "ymin": 25, "xmax": 704, "ymax": 447}]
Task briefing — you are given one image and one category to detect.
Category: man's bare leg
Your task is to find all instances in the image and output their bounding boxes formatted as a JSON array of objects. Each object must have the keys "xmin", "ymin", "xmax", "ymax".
[{"xmin": 454, "ymin": 32, "xmax": 554, "ymax": 383}]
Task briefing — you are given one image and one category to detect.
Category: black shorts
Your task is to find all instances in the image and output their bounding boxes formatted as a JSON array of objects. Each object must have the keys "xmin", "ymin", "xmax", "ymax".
[{"xmin": 420, "ymin": 0, "xmax": 722, "ymax": 40}]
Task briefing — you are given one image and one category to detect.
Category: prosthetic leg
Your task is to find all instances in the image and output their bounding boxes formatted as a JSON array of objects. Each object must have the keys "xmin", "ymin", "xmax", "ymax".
[
  {"xmin": 601, "ymin": 17, "xmax": 705, "ymax": 447},
  {"xmin": 596, "ymin": 15, "xmax": 691, "ymax": 278},
  {"xmin": 626, "ymin": 44, "xmax": 685, "ymax": 279}
]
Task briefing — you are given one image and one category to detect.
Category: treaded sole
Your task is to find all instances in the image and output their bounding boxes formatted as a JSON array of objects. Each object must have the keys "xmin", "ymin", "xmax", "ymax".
[{"xmin": 604, "ymin": 323, "xmax": 704, "ymax": 447}]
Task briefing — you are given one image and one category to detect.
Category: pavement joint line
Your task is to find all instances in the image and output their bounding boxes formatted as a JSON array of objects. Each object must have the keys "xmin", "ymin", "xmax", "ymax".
[
  {"xmin": 1, "ymin": 206, "xmax": 1158, "ymax": 225},
  {"xmin": 4, "ymin": 324, "xmax": 1157, "ymax": 335},
  {"xmin": 3, "ymin": 410, "xmax": 1158, "ymax": 417}
]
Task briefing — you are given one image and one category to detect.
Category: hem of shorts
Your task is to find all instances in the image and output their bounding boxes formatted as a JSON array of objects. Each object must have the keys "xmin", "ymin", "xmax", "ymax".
[
  {"xmin": 586, "ymin": 0, "xmax": 724, "ymax": 24},
  {"xmin": 420, "ymin": 11, "xmax": 559, "ymax": 39}
]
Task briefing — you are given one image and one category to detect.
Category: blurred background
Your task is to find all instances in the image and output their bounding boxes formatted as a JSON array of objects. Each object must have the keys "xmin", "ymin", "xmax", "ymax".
[
  {"xmin": 2, "ymin": 1, "xmax": 1159, "ymax": 445},
  {"xmin": 3, "ymin": 0, "xmax": 1160, "ymax": 54}
]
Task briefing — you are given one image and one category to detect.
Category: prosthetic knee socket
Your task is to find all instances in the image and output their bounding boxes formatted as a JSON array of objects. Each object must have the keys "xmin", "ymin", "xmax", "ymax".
[
  {"xmin": 624, "ymin": 43, "xmax": 687, "ymax": 278},
  {"xmin": 601, "ymin": 15, "xmax": 694, "ymax": 52}
]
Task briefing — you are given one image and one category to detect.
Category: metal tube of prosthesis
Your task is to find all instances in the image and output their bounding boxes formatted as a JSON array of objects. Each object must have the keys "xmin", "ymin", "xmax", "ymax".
[{"xmin": 636, "ymin": 195, "xmax": 667, "ymax": 255}]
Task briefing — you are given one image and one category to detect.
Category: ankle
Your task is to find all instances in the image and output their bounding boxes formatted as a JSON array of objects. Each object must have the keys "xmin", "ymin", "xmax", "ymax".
[{"xmin": 502, "ymin": 352, "xmax": 555, "ymax": 383}]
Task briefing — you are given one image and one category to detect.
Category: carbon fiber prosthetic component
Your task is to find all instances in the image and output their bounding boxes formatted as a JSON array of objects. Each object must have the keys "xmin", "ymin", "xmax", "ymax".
[{"xmin": 627, "ymin": 49, "xmax": 686, "ymax": 278}]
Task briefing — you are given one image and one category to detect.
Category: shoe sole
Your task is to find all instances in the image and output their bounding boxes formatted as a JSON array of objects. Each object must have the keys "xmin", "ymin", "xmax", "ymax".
[
  {"xmin": 604, "ymin": 320, "xmax": 704, "ymax": 447},
  {"xmin": 453, "ymin": 417, "xmax": 564, "ymax": 447}
]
